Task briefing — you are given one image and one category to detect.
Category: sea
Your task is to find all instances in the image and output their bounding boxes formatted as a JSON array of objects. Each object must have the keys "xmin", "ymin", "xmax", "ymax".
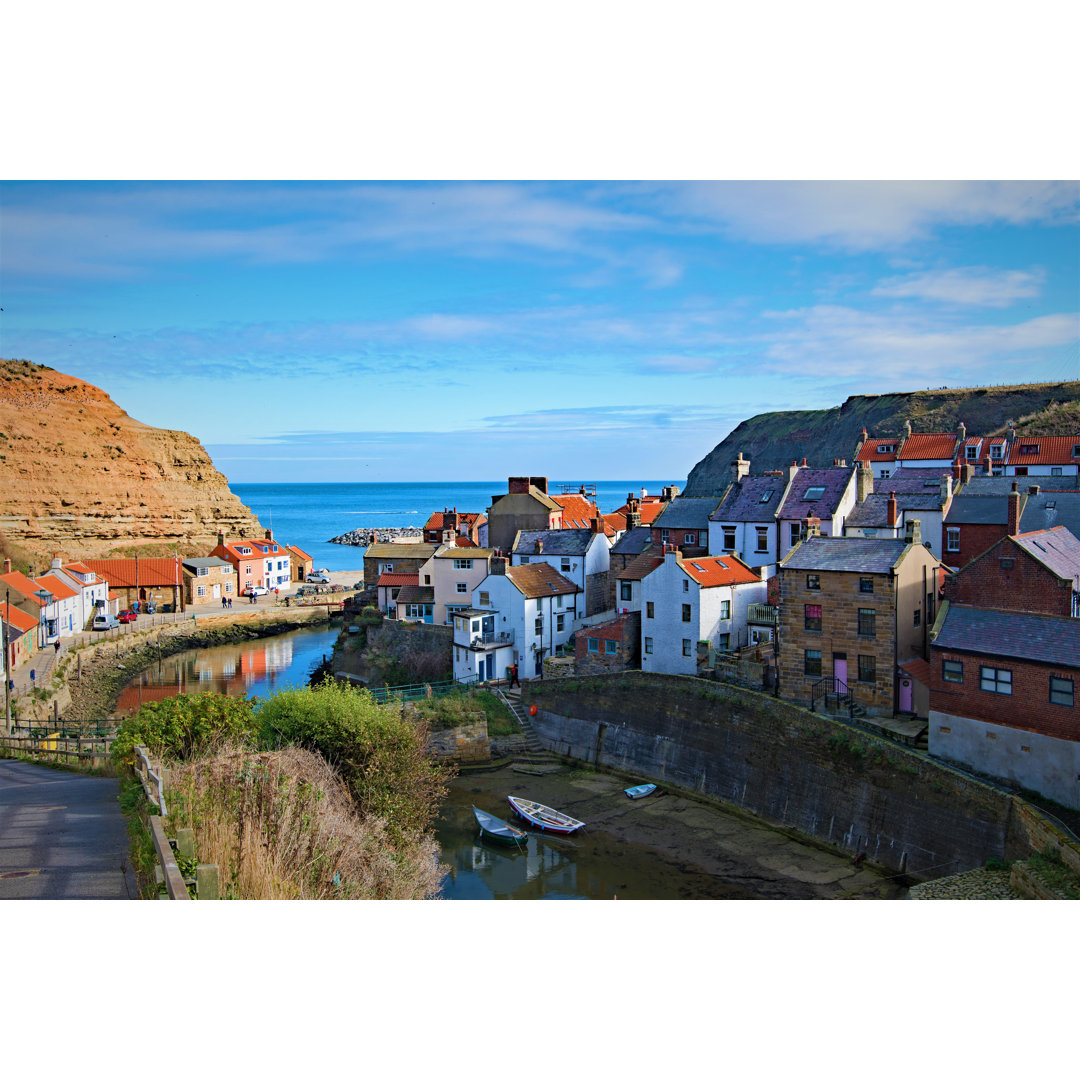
[{"xmin": 229, "ymin": 480, "xmax": 683, "ymax": 573}]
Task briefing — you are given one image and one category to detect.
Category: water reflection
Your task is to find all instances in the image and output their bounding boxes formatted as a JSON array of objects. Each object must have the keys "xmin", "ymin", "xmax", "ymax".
[{"xmin": 116, "ymin": 626, "xmax": 340, "ymax": 714}]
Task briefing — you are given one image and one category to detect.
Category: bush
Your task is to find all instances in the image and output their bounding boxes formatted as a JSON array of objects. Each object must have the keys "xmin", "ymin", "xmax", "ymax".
[{"xmin": 111, "ymin": 692, "xmax": 257, "ymax": 763}]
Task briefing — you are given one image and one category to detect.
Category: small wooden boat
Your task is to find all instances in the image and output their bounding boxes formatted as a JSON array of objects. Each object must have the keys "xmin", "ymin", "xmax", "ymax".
[
  {"xmin": 624, "ymin": 783, "xmax": 657, "ymax": 800},
  {"xmin": 507, "ymin": 795, "xmax": 585, "ymax": 835},
  {"xmin": 472, "ymin": 805, "xmax": 528, "ymax": 846}
]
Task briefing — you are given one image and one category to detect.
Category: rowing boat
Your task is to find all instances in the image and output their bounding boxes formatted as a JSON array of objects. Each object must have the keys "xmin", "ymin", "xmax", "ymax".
[
  {"xmin": 507, "ymin": 795, "xmax": 585, "ymax": 834},
  {"xmin": 472, "ymin": 805, "xmax": 528, "ymax": 846},
  {"xmin": 624, "ymin": 783, "xmax": 657, "ymax": 799}
]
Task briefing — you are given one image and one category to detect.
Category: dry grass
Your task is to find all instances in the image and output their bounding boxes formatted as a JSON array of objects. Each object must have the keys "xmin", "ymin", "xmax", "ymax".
[{"xmin": 168, "ymin": 744, "xmax": 446, "ymax": 899}]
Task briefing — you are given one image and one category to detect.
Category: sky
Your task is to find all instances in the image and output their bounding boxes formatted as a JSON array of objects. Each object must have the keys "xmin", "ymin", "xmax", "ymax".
[{"xmin": 2, "ymin": 179, "xmax": 1078, "ymax": 484}]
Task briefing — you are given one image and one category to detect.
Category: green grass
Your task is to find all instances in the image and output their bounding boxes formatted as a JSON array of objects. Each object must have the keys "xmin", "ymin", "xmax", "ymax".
[
  {"xmin": 117, "ymin": 775, "xmax": 160, "ymax": 898},
  {"xmin": 1027, "ymin": 848, "xmax": 1080, "ymax": 899}
]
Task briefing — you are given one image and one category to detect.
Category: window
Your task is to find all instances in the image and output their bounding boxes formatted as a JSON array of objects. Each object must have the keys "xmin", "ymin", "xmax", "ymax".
[
  {"xmin": 479, "ymin": 591, "xmax": 489, "ymax": 607},
  {"xmin": 224, "ymin": 584, "xmax": 232, "ymax": 594},
  {"xmin": 877, "ymin": 444, "xmax": 894, "ymax": 454},
  {"xmin": 880, "ymin": 469, "xmax": 890, "ymax": 479},
  {"xmin": 451, "ymin": 582, "xmax": 465, "ymax": 594},
  {"xmin": 556, "ymin": 594, "xmax": 564, "ymax": 607},
  {"xmin": 790, "ymin": 523, "xmax": 801, "ymax": 547},
  {"xmin": 197, "ymin": 566, "xmax": 209, "ymax": 577},
  {"xmin": 682, "ymin": 639, "xmax": 692, "ymax": 657},
  {"xmin": 661, "ymin": 529, "xmax": 669, "ymax": 544},
  {"xmin": 722, "ymin": 527, "xmax": 736, "ymax": 550},
  {"xmin": 759, "ymin": 490, "xmax": 774, "ymax": 504},
  {"xmin": 980, "ymin": 666, "xmax": 1012, "ymax": 694},
  {"xmin": 1051, "ymin": 467, "xmax": 1063, "ymax": 476},
  {"xmin": 646, "ymin": 601, "xmax": 654, "ymax": 619},
  {"xmin": 535, "ymin": 616, "xmax": 543, "ymax": 635},
  {"xmin": 990, "ymin": 444, "xmax": 1003, "ymax": 459},
  {"xmin": 682, "ymin": 578, "xmax": 689, "ymax": 593},
  {"xmin": 1050, "ymin": 676, "xmax": 1073, "ymax": 706},
  {"xmin": 858, "ymin": 608, "xmax": 876, "ymax": 637},
  {"xmin": 452, "ymin": 558, "xmax": 473, "ymax": 569},
  {"xmin": 196, "ymin": 585, "xmax": 206, "ymax": 597},
  {"xmin": 804, "ymin": 604, "xmax": 822, "ymax": 631},
  {"xmin": 644, "ymin": 636, "xmax": 653, "ymax": 654},
  {"xmin": 520, "ymin": 556, "xmax": 530, "ymax": 564},
  {"xmin": 756, "ymin": 527, "xmax": 769, "ymax": 553},
  {"xmin": 605, "ymin": 640, "xmax": 617, "ymax": 655},
  {"xmin": 804, "ymin": 649, "xmax": 822, "ymax": 676},
  {"xmin": 913, "ymin": 609, "xmax": 921, "ymax": 627},
  {"xmin": 424, "ymin": 575, "xmax": 431, "ymax": 584},
  {"xmin": 858, "ymin": 655, "xmax": 876, "ymax": 683},
  {"xmin": 806, "ymin": 574, "xmax": 820, "ymax": 590},
  {"xmin": 942, "ymin": 659, "xmax": 963, "ymax": 683},
  {"xmin": 965, "ymin": 445, "xmax": 978, "ymax": 459},
  {"xmin": 1013, "ymin": 467, "xmax": 1028, "ymax": 477},
  {"xmin": 999, "ymin": 558, "xmax": 1014, "ymax": 570},
  {"xmin": 804, "ymin": 486, "xmax": 826, "ymax": 501},
  {"xmin": 620, "ymin": 582, "xmax": 632, "ymax": 601},
  {"xmin": 556, "ymin": 613, "xmax": 565, "ymax": 632},
  {"xmin": 588, "ymin": 637, "xmax": 599, "ymax": 653},
  {"xmin": 561, "ymin": 558, "xmax": 571, "ymax": 572},
  {"xmin": 946, "ymin": 527, "xmax": 960, "ymax": 553},
  {"xmin": 1020, "ymin": 444, "xmax": 1038, "ymax": 455},
  {"xmin": 684, "ymin": 532, "xmax": 697, "ymax": 546},
  {"xmin": 682, "ymin": 604, "xmax": 691, "ymax": 622},
  {"xmin": 720, "ymin": 599, "xmax": 730, "ymax": 620},
  {"xmin": 717, "ymin": 633, "xmax": 730, "ymax": 650}
]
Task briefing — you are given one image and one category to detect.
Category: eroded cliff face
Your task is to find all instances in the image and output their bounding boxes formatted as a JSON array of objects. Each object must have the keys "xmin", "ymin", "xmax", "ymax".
[{"xmin": 0, "ymin": 359, "xmax": 263, "ymax": 564}]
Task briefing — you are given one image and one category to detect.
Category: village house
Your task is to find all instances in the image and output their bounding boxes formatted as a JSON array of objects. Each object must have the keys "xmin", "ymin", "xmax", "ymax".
[
  {"xmin": 461, "ymin": 559, "xmax": 580, "ymax": 680},
  {"xmin": 650, "ymin": 494, "xmax": 717, "ymax": 559},
  {"xmin": 614, "ymin": 549, "xmax": 663, "ymax": 616},
  {"xmin": 210, "ymin": 532, "xmax": 290, "ymax": 595},
  {"xmin": 31, "ymin": 570, "xmax": 80, "ymax": 639},
  {"xmin": 1003, "ymin": 435, "xmax": 1080, "ymax": 477},
  {"xmin": 422, "ymin": 508, "xmax": 486, "ymax": 546},
  {"xmin": 2, "ymin": 599, "xmax": 38, "ymax": 670},
  {"xmin": 284, "ymin": 544, "xmax": 314, "ymax": 582},
  {"xmin": 510, "ymin": 526, "xmax": 611, "ymax": 617},
  {"xmin": 48, "ymin": 560, "xmax": 110, "ymax": 629},
  {"xmin": 843, "ymin": 465, "xmax": 954, "ymax": 557},
  {"xmin": 485, "ymin": 477, "xmax": 564, "ymax": 553},
  {"xmin": 778, "ymin": 525, "xmax": 941, "ymax": 717},
  {"xmin": 376, "ymin": 572, "xmax": 417, "ymax": 618},
  {"xmin": 958, "ymin": 435, "xmax": 1008, "ymax": 476},
  {"xmin": 362, "ymin": 542, "xmax": 439, "ymax": 590},
  {"xmin": 414, "ymin": 545, "xmax": 496, "ymax": 625},
  {"xmin": 639, "ymin": 546, "xmax": 766, "ymax": 677},
  {"xmin": 81, "ymin": 557, "xmax": 186, "ymax": 613},
  {"xmin": 182, "ymin": 557, "xmax": 238, "ymax": 607},
  {"xmin": 451, "ymin": 606, "xmax": 516, "ymax": 684},
  {"xmin": 854, "ymin": 422, "xmax": 964, "ymax": 479},
  {"xmin": 0, "ymin": 567, "xmax": 55, "ymax": 643},
  {"xmin": 394, "ymin": 583, "xmax": 435, "ymax": 623},
  {"xmin": 575, "ymin": 612, "xmax": 641, "ymax": 674},
  {"xmin": 707, "ymin": 455, "xmax": 790, "ymax": 576},
  {"xmin": 610, "ymin": 526, "xmax": 653, "ymax": 610},
  {"xmin": 928, "ymin": 605, "xmax": 1080, "ymax": 810},
  {"xmin": 775, "ymin": 463, "xmax": 858, "ymax": 562}
]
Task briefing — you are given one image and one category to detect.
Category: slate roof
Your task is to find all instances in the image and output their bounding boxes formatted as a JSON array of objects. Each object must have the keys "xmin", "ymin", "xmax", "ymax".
[
  {"xmin": 710, "ymin": 476, "xmax": 785, "ymax": 523},
  {"xmin": 959, "ymin": 475, "xmax": 1080, "ymax": 495},
  {"xmin": 897, "ymin": 433, "xmax": 959, "ymax": 461},
  {"xmin": 1019, "ymin": 491, "xmax": 1080, "ymax": 539},
  {"xmin": 611, "ymin": 526, "xmax": 653, "ymax": 557},
  {"xmin": 944, "ymin": 496, "xmax": 1018, "ymax": 526},
  {"xmin": 845, "ymin": 492, "xmax": 942, "ymax": 528},
  {"xmin": 932, "ymin": 604, "xmax": 1080, "ymax": 669},
  {"xmin": 652, "ymin": 496, "xmax": 722, "ymax": 530},
  {"xmin": 1012, "ymin": 527, "xmax": 1080, "ymax": 583},
  {"xmin": 513, "ymin": 529, "xmax": 595, "ymax": 556},
  {"xmin": 504, "ymin": 562, "xmax": 580, "ymax": 598},
  {"xmin": 780, "ymin": 536, "xmax": 908, "ymax": 574},
  {"xmin": 182, "ymin": 557, "xmax": 234, "ymax": 572},
  {"xmin": 681, "ymin": 554, "xmax": 762, "ymax": 588},
  {"xmin": 778, "ymin": 467, "xmax": 854, "ymax": 520},
  {"xmin": 395, "ymin": 585, "xmax": 434, "ymax": 604},
  {"xmin": 865, "ymin": 468, "xmax": 952, "ymax": 494}
]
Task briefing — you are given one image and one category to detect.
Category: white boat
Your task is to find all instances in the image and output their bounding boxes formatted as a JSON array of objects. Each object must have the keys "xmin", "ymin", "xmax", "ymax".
[{"xmin": 507, "ymin": 795, "xmax": 585, "ymax": 835}]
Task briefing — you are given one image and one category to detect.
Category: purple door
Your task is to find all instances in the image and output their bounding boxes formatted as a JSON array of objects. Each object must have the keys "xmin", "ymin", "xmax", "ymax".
[
  {"xmin": 833, "ymin": 657, "xmax": 847, "ymax": 692},
  {"xmin": 899, "ymin": 677, "xmax": 913, "ymax": 712}
]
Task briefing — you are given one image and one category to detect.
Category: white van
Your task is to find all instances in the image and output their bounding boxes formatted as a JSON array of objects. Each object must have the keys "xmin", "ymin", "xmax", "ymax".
[{"xmin": 93, "ymin": 613, "xmax": 120, "ymax": 631}]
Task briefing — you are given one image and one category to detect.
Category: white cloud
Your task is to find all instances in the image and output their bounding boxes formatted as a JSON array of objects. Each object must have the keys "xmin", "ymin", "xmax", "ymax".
[
  {"xmin": 872, "ymin": 266, "xmax": 1046, "ymax": 307},
  {"xmin": 645, "ymin": 180, "xmax": 1080, "ymax": 250},
  {"xmin": 638, "ymin": 355, "xmax": 720, "ymax": 374}
]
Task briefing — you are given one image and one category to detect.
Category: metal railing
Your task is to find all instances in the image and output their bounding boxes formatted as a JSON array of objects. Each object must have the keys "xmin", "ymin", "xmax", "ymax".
[
  {"xmin": 367, "ymin": 680, "xmax": 464, "ymax": 704},
  {"xmin": 465, "ymin": 630, "xmax": 514, "ymax": 648},
  {"xmin": 809, "ymin": 675, "xmax": 857, "ymax": 717}
]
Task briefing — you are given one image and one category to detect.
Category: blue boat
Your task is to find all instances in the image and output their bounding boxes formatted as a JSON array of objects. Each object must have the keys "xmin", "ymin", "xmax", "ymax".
[{"xmin": 624, "ymin": 783, "xmax": 656, "ymax": 799}]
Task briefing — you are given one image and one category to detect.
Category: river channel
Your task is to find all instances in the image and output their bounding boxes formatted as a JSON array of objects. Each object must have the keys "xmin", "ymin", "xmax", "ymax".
[{"xmin": 116, "ymin": 627, "xmax": 904, "ymax": 900}]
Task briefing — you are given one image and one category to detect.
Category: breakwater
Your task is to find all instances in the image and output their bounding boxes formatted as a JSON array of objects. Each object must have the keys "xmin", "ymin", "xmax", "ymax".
[
  {"xmin": 523, "ymin": 672, "xmax": 1077, "ymax": 879},
  {"xmin": 329, "ymin": 526, "xmax": 424, "ymax": 546}
]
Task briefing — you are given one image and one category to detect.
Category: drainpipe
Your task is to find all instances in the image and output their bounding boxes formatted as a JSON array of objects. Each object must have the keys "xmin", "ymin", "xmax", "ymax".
[{"xmin": 893, "ymin": 566, "xmax": 899, "ymax": 715}]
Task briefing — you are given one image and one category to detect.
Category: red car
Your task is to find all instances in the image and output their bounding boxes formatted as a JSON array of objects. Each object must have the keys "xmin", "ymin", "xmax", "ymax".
[{"xmin": 118, "ymin": 609, "xmax": 138, "ymax": 623}]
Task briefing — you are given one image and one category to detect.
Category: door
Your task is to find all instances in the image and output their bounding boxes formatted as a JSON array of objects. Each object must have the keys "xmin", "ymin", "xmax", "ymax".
[
  {"xmin": 899, "ymin": 677, "xmax": 913, "ymax": 712},
  {"xmin": 833, "ymin": 656, "xmax": 847, "ymax": 692},
  {"xmin": 485, "ymin": 654, "xmax": 494, "ymax": 681}
]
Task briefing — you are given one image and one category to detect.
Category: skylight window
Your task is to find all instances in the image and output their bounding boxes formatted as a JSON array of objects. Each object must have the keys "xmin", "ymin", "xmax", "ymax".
[
  {"xmin": 1020, "ymin": 444, "xmax": 1039, "ymax": 455},
  {"xmin": 804, "ymin": 487, "xmax": 826, "ymax": 501},
  {"xmin": 759, "ymin": 490, "xmax": 774, "ymax": 503}
]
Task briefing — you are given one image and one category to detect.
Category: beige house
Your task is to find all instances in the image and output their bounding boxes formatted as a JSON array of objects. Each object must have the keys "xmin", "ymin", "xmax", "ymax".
[
  {"xmin": 182, "ymin": 557, "xmax": 239, "ymax": 607},
  {"xmin": 417, "ymin": 546, "xmax": 496, "ymax": 625}
]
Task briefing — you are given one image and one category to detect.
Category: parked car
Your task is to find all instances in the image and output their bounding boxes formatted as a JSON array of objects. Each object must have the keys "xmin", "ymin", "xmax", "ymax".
[
  {"xmin": 118, "ymin": 609, "xmax": 138, "ymax": 623},
  {"xmin": 243, "ymin": 585, "xmax": 268, "ymax": 597},
  {"xmin": 92, "ymin": 613, "xmax": 120, "ymax": 631},
  {"xmin": 307, "ymin": 571, "xmax": 331, "ymax": 584}
]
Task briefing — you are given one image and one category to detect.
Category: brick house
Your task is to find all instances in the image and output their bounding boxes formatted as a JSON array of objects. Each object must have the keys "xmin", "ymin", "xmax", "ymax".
[
  {"xmin": 928, "ymin": 605, "xmax": 1080, "ymax": 809},
  {"xmin": 778, "ymin": 525, "xmax": 941, "ymax": 716},
  {"xmin": 575, "ymin": 612, "xmax": 641, "ymax": 674},
  {"xmin": 422, "ymin": 508, "xmax": 485, "ymax": 546},
  {"xmin": 650, "ymin": 495, "xmax": 720, "ymax": 559}
]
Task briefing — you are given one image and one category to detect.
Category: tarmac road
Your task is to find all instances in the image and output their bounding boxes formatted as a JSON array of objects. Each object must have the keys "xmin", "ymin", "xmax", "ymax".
[{"xmin": 0, "ymin": 759, "xmax": 135, "ymax": 899}]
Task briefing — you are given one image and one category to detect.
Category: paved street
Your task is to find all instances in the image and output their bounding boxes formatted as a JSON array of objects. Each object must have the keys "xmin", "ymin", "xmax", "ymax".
[{"xmin": 0, "ymin": 759, "xmax": 134, "ymax": 899}]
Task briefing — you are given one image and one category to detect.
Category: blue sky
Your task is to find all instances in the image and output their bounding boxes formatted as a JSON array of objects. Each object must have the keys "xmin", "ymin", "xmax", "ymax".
[{"xmin": 2, "ymin": 180, "xmax": 1077, "ymax": 483}]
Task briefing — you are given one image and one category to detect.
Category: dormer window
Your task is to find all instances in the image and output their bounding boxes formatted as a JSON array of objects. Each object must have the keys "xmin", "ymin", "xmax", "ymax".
[
  {"xmin": 990, "ymin": 445, "xmax": 1003, "ymax": 459},
  {"xmin": 1020, "ymin": 444, "xmax": 1039, "ymax": 456},
  {"xmin": 877, "ymin": 444, "xmax": 894, "ymax": 454},
  {"xmin": 965, "ymin": 445, "xmax": 978, "ymax": 459},
  {"xmin": 1072, "ymin": 445, "xmax": 1080, "ymax": 457}
]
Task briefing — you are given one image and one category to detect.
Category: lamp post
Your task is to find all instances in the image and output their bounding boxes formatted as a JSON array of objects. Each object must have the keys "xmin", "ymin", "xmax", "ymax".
[{"xmin": 3, "ymin": 587, "xmax": 11, "ymax": 735}]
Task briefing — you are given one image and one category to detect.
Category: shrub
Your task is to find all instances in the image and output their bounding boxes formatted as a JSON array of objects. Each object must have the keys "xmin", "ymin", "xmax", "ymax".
[{"xmin": 111, "ymin": 692, "xmax": 257, "ymax": 763}]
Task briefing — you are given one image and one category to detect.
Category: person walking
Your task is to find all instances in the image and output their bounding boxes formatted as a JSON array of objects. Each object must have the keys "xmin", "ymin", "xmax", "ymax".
[{"xmin": 508, "ymin": 664, "xmax": 520, "ymax": 689}]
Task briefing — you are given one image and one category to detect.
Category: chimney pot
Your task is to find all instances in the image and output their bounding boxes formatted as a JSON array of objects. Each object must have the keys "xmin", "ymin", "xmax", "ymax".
[{"xmin": 887, "ymin": 492, "xmax": 898, "ymax": 529}]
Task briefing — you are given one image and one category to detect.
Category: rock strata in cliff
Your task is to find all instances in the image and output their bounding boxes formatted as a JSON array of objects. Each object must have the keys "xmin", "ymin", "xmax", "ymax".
[{"xmin": 0, "ymin": 359, "xmax": 264, "ymax": 564}]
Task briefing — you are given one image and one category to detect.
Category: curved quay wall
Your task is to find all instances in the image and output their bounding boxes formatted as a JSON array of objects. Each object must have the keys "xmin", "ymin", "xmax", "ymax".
[{"xmin": 522, "ymin": 672, "xmax": 1059, "ymax": 879}]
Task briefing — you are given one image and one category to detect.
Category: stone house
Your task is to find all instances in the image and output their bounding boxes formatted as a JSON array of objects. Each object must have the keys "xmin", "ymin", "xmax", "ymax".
[
  {"xmin": 777, "ymin": 526, "xmax": 941, "ymax": 716},
  {"xmin": 284, "ymin": 544, "xmax": 314, "ymax": 582},
  {"xmin": 182, "ymin": 557, "xmax": 239, "ymax": 607},
  {"xmin": 361, "ymin": 542, "xmax": 439, "ymax": 589},
  {"xmin": 485, "ymin": 477, "xmax": 564, "ymax": 553}
]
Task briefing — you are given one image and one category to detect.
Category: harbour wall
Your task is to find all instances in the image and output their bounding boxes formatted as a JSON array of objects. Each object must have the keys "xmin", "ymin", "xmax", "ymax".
[{"xmin": 522, "ymin": 672, "xmax": 1072, "ymax": 879}]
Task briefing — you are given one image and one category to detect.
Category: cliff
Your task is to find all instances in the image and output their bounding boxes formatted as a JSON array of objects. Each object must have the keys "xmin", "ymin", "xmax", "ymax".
[
  {"xmin": 0, "ymin": 359, "xmax": 263, "ymax": 567},
  {"xmin": 683, "ymin": 381, "xmax": 1080, "ymax": 495}
]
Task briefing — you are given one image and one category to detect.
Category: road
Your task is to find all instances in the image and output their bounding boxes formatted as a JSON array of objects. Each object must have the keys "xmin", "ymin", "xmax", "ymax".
[{"xmin": 0, "ymin": 759, "xmax": 135, "ymax": 899}]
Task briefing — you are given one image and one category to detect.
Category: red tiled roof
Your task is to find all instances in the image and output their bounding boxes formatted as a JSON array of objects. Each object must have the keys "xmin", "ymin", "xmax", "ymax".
[
  {"xmin": 505, "ymin": 562, "xmax": 579, "ymax": 598},
  {"xmin": 80, "ymin": 558, "xmax": 184, "ymax": 588},
  {"xmin": 1, "ymin": 601, "xmax": 37, "ymax": 633},
  {"xmin": 617, "ymin": 552, "xmax": 664, "ymax": 581},
  {"xmin": 856, "ymin": 438, "xmax": 901, "ymax": 463},
  {"xmin": 1008, "ymin": 436, "xmax": 1080, "ymax": 466},
  {"xmin": 35, "ymin": 574, "xmax": 78, "ymax": 601},
  {"xmin": 63, "ymin": 562, "xmax": 97, "ymax": 576},
  {"xmin": 681, "ymin": 554, "xmax": 761, "ymax": 588},
  {"xmin": 424, "ymin": 510, "xmax": 482, "ymax": 530},
  {"xmin": 286, "ymin": 545, "xmax": 312, "ymax": 562},
  {"xmin": 900, "ymin": 658, "xmax": 931, "ymax": 686},
  {"xmin": 897, "ymin": 433, "xmax": 958, "ymax": 461},
  {"xmin": 552, "ymin": 493, "xmax": 608, "ymax": 531},
  {"xmin": 0, "ymin": 570, "xmax": 45, "ymax": 604},
  {"xmin": 377, "ymin": 573, "xmax": 419, "ymax": 587},
  {"xmin": 453, "ymin": 536, "xmax": 477, "ymax": 547}
]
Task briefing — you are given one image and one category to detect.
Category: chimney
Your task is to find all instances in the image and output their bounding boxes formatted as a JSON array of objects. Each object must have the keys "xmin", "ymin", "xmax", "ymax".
[
  {"xmin": 904, "ymin": 419, "xmax": 912, "ymax": 438},
  {"xmin": 731, "ymin": 452, "xmax": 750, "ymax": 485},
  {"xmin": 536, "ymin": 539, "xmax": 544, "ymax": 554},
  {"xmin": 833, "ymin": 458, "xmax": 846, "ymax": 468},
  {"xmin": 661, "ymin": 485, "xmax": 680, "ymax": 502},
  {"xmin": 1008, "ymin": 482, "xmax": 1021, "ymax": 536},
  {"xmin": 3, "ymin": 558, "xmax": 11, "ymax": 574},
  {"xmin": 592, "ymin": 515, "xmax": 605, "ymax": 534},
  {"xmin": 940, "ymin": 475, "xmax": 952, "ymax": 504},
  {"xmin": 490, "ymin": 557, "xmax": 507, "ymax": 575},
  {"xmin": 265, "ymin": 528, "xmax": 273, "ymax": 541},
  {"xmin": 904, "ymin": 518, "xmax": 922, "ymax": 545},
  {"xmin": 51, "ymin": 556, "xmax": 62, "ymax": 570},
  {"xmin": 961, "ymin": 462, "xmax": 974, "ymax": 484},
  {"xmin": 530, "ymin": 476, "xmax": 548, "ymax": 495},
  {"xmin": 1005, "ymin": 422, "xmax": 1016, "ymax": 443},
  {"xmin": 217, "ymin": 531, "xmax": 225, "ymax": 547},
  {"xmin": 854, "ymin": 427, "xmax": 869, "ymax": 459},
  {"xmin": 801, "ymin": 457, "xmax": 808, "ymax": 467},
  {"xmin": 664, "ymin": 542, "xmax": 682, "ymax": 562},
  {"xmin": 789, "ymin": 460, "xmax": 800, "ymax": 484},
  {"xmin": 626, "ymin": 496, "xmax": 641, "ymax": 529},
  {"xmin": 887, "ymin": 492, "xmax": 898, "ymax": 529},
  {"xmin": 856, "ymin": 462, "xmax": 873, "ymax": 503},
  {"xmin": 508, "ymin": 476, "xmax": 530, "ymax": 494},
  {"xmin": 957, "ymin": 420, "xmax": 966, "ymax": 445},
  {"xmin": 804, "ymin": 515, "xmax": 821, "ymax": 539},
  {"xmin": 1028, "ymin": 485, "xmax": 1040, "ymax": 497}
]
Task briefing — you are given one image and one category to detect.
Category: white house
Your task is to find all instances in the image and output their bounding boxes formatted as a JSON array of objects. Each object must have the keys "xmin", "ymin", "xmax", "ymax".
[
  {"xmin": 51, "ymin": 559, "xmax": 110, "ymax": 629},
  {"xmin": 639, "ymin": 546, "xmax": 767, "ymax": 677},
  {"xmin": 707, "ymin": 465, "xmax": 793, "ymax": 576},
  {"xmin": 32, "ymin": 570, "xmax": 82, "ymax": 641},
  {"xmin": 457, "ymin": 561, "xmax": 580, "ymax": 681},
  {"xmin": 510, "ymin": 527, "xmax": 610, "ymax": 617}
]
